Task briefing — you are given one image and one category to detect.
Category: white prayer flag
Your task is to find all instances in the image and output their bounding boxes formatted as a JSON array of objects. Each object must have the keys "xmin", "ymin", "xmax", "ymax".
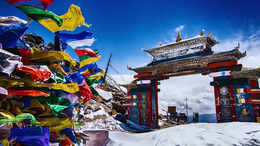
[{"xmin": 67, "ymin": 38, "xmax": 95, "ymax": 48}]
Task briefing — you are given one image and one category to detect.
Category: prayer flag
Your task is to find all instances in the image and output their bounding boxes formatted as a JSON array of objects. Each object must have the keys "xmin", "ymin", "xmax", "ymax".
[{"xmin": 39, "ymin": 4, "xmax": 89, "ymax": 32}]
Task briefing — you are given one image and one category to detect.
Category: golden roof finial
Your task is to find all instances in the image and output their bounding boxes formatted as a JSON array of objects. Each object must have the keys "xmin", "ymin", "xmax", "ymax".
[
  {"xmin": 158, "ymin": 40, "xmax": 162, "ymax": 46},
  {"xmin": 200, "ymin": 29, "xmax": 204, "ymax": 36},
  {"xmin": 235, "ymin": 42, "xmax": 240, "ymax": 49},
  {"xmin": 176, "ymin": 31, "xmax": 182, "ymax": 42}
]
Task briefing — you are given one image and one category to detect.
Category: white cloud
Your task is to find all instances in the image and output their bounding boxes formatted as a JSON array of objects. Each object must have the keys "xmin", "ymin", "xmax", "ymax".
[
  {"xmin": 213, "ymin": 31, "xmax": 260, "ymax": 68},
  {"xmin": 112, "ymin": 30, "xmax": 260, "ymax": 117},
  {"xmin": 110, "ymin": 74, "xmax": 135, "ymax": 85},
  {"xmin": 174, "ymin": 25, "xmax": 185, "ymax": 32}
]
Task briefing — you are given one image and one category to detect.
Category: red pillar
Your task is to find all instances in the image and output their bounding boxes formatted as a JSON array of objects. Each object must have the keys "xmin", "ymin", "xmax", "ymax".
[
  {"xmin": 137, "ymin": 85, "xmax": 142, "ymax": 125},
  {"xmin": 127, "ymin": 91, "xmax": 130, "ymax": 119},
  {"xmin": 229, "ymin": 85, "xmax": 237, "ymax": 121},
  {"xmin": 250, "ymin": 79, "xmax": 259, "ymax": 121},
  {"xmin": 146, "ymin": 84, "xmax": 152, "ymax": 127},
  {"xmin": 213, "ymin": 77, "xmax": 221, "ymax": 123},
  {"xmin": 154, "ymin": 80, "xmax": 159, "ymax": 128}
]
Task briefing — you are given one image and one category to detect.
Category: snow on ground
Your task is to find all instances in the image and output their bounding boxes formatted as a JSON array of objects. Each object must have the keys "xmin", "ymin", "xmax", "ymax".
[
  {"xmin": 107, "ymin": 122, "xmax": 260, "ymax": 146},
  {"xmin": 81, "ymin": 115, "xmax": 122, "ymax": 131},
  {"xmin": 95, "ymin": 88, "xmax": 113, "ymax": 101},
  {"xmin": 79, "ymin": 100, "xmax": 123, "ymax": 131}
]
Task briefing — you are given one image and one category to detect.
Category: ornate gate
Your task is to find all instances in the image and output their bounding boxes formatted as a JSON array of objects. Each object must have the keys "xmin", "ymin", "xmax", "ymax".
[{"xmin": 125, "ymin": 31, "xmax": 260, "ymax": 128}]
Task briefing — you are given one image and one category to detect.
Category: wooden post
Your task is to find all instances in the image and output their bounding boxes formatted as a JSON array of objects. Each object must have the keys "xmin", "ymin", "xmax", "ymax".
[{"xmin": 54, "ymin": 35, "xmax": 61, "ymax": 51}]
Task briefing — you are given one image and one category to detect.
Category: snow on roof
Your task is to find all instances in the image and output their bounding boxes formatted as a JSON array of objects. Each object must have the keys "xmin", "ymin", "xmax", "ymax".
[
  {"xmin": 145, "ymin": 35, "xmax": 205, "ymax": 52},
  {"xmin": 144, "ymin": 35, "xmax": 217, "ymax": 54},
  {"xmin": 95, "ymin": 88, "xmax": 113, "ymax": 101}
]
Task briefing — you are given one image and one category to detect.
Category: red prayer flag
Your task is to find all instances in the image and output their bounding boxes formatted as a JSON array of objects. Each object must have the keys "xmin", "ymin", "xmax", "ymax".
[
  {"xmin": 7, "ymin": 0, "xmax": 54, "ymax": 10},
  {"xmin": 18, "ymin": 48, "xmax": 31, "ymax": 65},
  {"xmin": 16, "ymin": 66, "xmax": 51, "ymax": 82},
  {"xmin": 79, "ymin": 81, "xmax": 93, "ymax": 104},
  {"xmin": 40, "ymin": 0, "xmax": 54, "ymax": 10},
  {"xmin": 7, "ymin": 0, "xmax": 31, "ymax": 5},
  {"xmin": 7, "ymin": 89, "xmax": 49, "ymax": 97},
  {"xmin": 74, "ymin": 48, "xmax": 97, "ymax": 57}
]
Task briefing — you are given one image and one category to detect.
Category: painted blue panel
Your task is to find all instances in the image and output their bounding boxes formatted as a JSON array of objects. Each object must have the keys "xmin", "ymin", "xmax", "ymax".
[
  {"xmin": 233, "ymin": 81, "xmax": 255, "ymax": 122},
  {"xmin": 129, "ymin": 91, "xmax": 139, "ymax": 124},
  {"xmin": 140, "ymin": 92, "xmax": 148, "ymax": 125}
]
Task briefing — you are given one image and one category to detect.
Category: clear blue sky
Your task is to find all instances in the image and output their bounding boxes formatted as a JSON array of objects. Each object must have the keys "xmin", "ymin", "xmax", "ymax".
[{"xmin": 1, "ymin": 0, "xmax": 260, "ymax": 74}]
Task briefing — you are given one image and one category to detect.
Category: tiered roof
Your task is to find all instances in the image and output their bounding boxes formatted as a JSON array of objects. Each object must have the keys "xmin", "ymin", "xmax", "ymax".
[{"xmin": 129, "ymin": 32, "xmax": 246, "ymax": 78}]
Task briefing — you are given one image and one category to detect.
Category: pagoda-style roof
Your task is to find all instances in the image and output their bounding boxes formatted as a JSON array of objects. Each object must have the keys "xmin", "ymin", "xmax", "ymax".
[
  {"xmin": 128, "ymin": 49, "xmax": 246, "ymax": 78},
  {"xmin": 143, "ymin": 35, "xmax": 218, "ymax": 64}
]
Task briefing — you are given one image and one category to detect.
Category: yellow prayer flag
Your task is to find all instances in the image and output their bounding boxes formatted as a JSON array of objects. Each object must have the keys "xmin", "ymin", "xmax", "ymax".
[
  {"xmin": 0, "ymin": 76, "xmax": 25, "ymax": 88},
  {"xmin": 32, "ymin": 83, "xmax": 79, "ymax": 93},
  {"xmin": 39, "ymin": 4, "xmax": 89, "ymax": 32},
  {"xmin": 49, "ymin": 63, "xmax": 68, "ymax": 75},
  {"xmin": 1, "ymin": 139, "xmax": 9, "ymax": 146},
  {"xmin": 236, "ymin": 89, "xmax": 240, "ymax": 94},
  {"xmin": 89, "ymin": 70, "xmax": 105, "ymax": 80},
  {"xmin": 39, "ymin": 118, "xmax": 73, "ymax": 132},
  {"xmin": 80, "ymin": 56, "xmax": 101, "ymax": 68},
  {"xmin": 0, "ymin": 112, "xmax": 15, "ymax": 119},
  {"xmin": 30, "ymin": 50, "xmax": 77, "ymax": 67}
]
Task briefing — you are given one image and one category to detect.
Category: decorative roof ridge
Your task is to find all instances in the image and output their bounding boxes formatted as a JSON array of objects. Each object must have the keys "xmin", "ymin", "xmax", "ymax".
[{"xmin": 143, "ymin": 35, "xmax": 217, "ymax": 53}]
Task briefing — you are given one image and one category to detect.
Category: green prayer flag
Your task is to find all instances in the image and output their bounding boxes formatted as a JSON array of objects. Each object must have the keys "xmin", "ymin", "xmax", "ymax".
[
  {"xmin": 16, "ymin": 5, "xmax": 62, "ymax": 26},
  {"xmin": 0, "ymin": 113, "xmax": 37, "ymax": 125}
]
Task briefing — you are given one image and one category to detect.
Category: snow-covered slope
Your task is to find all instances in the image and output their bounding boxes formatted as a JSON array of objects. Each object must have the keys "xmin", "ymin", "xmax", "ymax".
[
  {"xmin": 107, "ymin": 122, "xmax": 260, "ymax": 146},
  {"xmin": 79, "ymin": 100, "xmax": 123, "ymax": 131}
]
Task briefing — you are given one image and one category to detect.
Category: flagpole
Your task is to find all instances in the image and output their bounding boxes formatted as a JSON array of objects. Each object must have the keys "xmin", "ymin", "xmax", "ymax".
[
  {"xmin": 54, "ymin": 32, "xmax": 61, "ymax": 51},
  {"xmin": 103, "ymin": 53, "xmax": 112, "ymax": 84}
]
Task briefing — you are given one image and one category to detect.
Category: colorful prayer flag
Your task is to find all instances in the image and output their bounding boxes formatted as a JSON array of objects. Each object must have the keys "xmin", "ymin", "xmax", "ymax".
[
  {"xmin": 67, "ymin": 38, "xmax": 95, "ymax": 48},
  {"xmin": 39, "ymin": 4, "xmax": 89, "ymax": 32},
  {"xmin": 16, "ymin": 4, "xmax": 62, "ymax": 26},
  {"xmin": 55, "ymin": 31, "xmax": 93, "ymax": 42},
  {"xmin": 9, "ymin": 127, "xmax": 50, "ymax": 146},
  {"xmin": 74, "ymin": 48, "xmax": 97, "ymax": 58},
  {"xmin": 40, "ymin": 0, "xmax": 54, "ymax": 10},
  {"xmin": 88, "ymin": 69, "xmax": 105, "ymax": 83},
  {"xmin": 16, "ymin": 66, "xmax": 51, "ymax": 82},
  {"xmin": 79, "ymin": 56, "xmax": 100, "ymax": 68},
  {"xmin": 0, "ymin": 113, "xmax": 37, "ymax": 125},
  {"xmin": 79, "ymin": 81, "xmax": 93, "ymax": 104},
  {"xmin": 78, "ymin": 63, "xmax": 97, "ymax": 74},
  {"xmin": 30, "ymin": 50, "xmax": 77, "ymax": 67},
  {"xmin": 7, "ymin": 0, "xmax": 30, "ymax": 5},
  {"xmin": 8, "ymin": 0, "xmax": 54, "ymax": 10},
  {"xmin": 32, "ymin": 82, "xmax": 79, "ymax": 93},
  {"xmin": 74, "ymin": 48, "xmax": 100, "ymax": 68},
  {"xmin": 7, "ymin": 89, "xmax": 49, "ymax": 97}
]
